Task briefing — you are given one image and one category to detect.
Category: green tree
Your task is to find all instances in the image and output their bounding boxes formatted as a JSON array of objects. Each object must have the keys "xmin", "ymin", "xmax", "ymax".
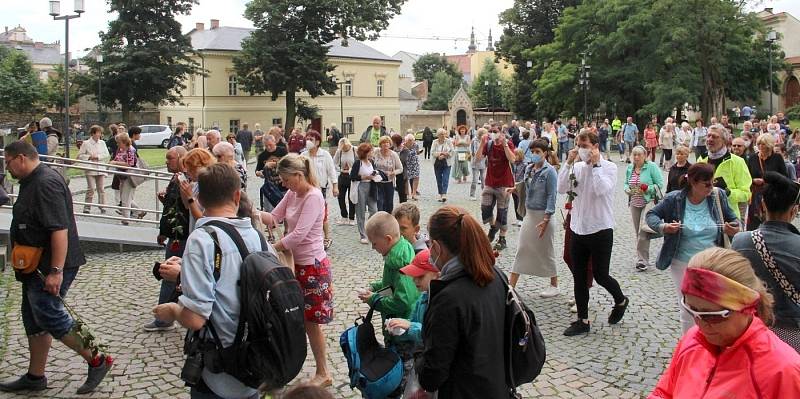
[
  {"xmin": 496, "ymin": 0, "xmax": 580, "ymax": 118},
  {"xmin": 412, "ymin": 53, "xmax": 463, "ymax": 93},
  {"xmin": 234, "ymin": 0, "xmax": 407, "ymax": 132},
  {"xmin": 82, "ymin": 0, "xmax": 202, "ymax": 122},
  {"xmin": 42, "ymin": 64, "xmax": 82, "ymax": 114},
  {"xmin": 422, "ymin": 71, "xmax": 460, "ymax": 110},
  {"xmin": 0, "ymin": 46, "xmax": 42, "ymax": 114},
  {"xmin": 469, "ymin": 59, "xmax": 509, "ymax": 109}
]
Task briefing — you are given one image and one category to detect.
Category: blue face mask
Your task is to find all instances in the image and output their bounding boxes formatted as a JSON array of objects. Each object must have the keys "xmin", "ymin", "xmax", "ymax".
[{"xmin": 530, "ymin": 154, "xmax": 543, "ymax": 164}]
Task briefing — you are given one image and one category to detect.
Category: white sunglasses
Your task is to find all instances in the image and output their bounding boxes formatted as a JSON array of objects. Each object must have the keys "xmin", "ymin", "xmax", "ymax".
[{"xmin": 680, "ymin": 296, "xmax": 732, "ymax": 323}]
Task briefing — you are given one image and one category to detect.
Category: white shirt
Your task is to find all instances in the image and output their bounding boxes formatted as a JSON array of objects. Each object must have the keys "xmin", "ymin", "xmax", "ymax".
[
  {"xmin": 77, "ymin": 137, "xmax": 110, "ymax": 176},
  {"xmin": 301, "ymin": 148, "xmax": 337, "ymax": 189},
  {"xmin": 557, "ymin": 156, "xmax": 617, "ymax": 235}
]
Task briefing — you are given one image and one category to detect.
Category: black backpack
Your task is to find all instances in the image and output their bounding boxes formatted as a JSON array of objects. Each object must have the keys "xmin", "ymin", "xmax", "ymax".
[
  {"xmin": 495, "ymin": 270, "xmax": 546, "ymax": 397},
  {"xmin": 197, "ymin": 220, "xmax": 307, "ymax": 390}
]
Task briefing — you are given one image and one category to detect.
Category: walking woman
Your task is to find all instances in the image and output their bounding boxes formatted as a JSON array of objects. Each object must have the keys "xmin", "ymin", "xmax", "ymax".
[
  {"xmin": 372, "ymin": 136, "xmax": 403, "ymax": 212},
  {"xmin": 351, "ymin": 143, "xmax": 379, "ymax": 244},
  {"xmin": 431, "ymin": 128, "xmax": 454, "ymax": 202},
  {"xmin": 392, "ymin": 134, "xmax": 409, "ymax": 203},
  {"xmin": 333, "ymin": 137, "xmax": 356, "ymax": 225},
  {"xmin": 692, "ymin": 118, "xmax": 708, "ymax": 160},
  {"xmin": 650, "ymin": 248, "xmax": 800, "ymax": 398},
  {"xmin": 646, "ymin": 163, "xmax": 739, "ymax": 333},
  {"xmin": 644, "ymin": 123, "xmax": 659, "ymax": 162},
  {"xmin": 417, "ymin": 206, "xmax": 507, "ymax": 398},
  {"xmin": 77, "ymin": 125, "xmax": 110, "ymax": 214},
  {"xmin": 747, "ymin": 133, "xmax": 788, "ymax": 230},
  {"xmin": 403, "ymin": 133, "xmax": 421, "ymax": 201},
  {"xmin": 302, "ymin": 130, "xmax": 338, "ymax": 249},
  {"xmin": 659, "ymin": 122, "xmax": 676, "ymax": 170},
  {"xmin": 733, "ymin": 172, "xmax": 800, "ymax": 351},
  {"xmin": 469, "ymin": 127, "xmax": 487, "ymax": 200},
  {"xmin": 625, "ymin": 146, "xmax": 664, "ymax": 271},
  {"xmin": 510, "ymin": 139, "xmax": 559, "ymax": 297},
  {"xmin": 451, "ymin": 125, "xmax": 471, "ymax": 183},
  {"xmin": 109, "ymin": 133, "xmax": 145, "ymax": 224},
  {"xmin": 422, "ymin": 127, "xmax": 434, "ymax": 160},
  {"xmin": 261, "ymin": 154, "xmax": 333, "ymax": 387}
]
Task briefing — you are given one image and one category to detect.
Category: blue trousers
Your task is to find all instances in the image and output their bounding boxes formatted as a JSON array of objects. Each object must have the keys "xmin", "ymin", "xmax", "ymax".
[{"xmin": 434, "ymin": 164, "xmax": 451, "ymax": 195}]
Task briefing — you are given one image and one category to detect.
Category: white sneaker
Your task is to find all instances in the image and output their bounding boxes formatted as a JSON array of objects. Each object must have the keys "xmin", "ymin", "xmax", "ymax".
[
  {"xmin": 568, "ymin": 297, "xmax": 576, "ymax": 305},
  {"xmin": 469, "ymin": 196, "xmax": 476, "ymax": 201},
  {"xmin": 570, "ymin": 304, "xmax": 578, "ymax": 313},
  {"xmin": 516, "ymin": 220, "xmax": 524, "ymax": 227},
  {"xmin": 360, "ymin": 238, "xmax": 369, "ymax": 244},
  {"xmin": 540, "ymin": 286, "xmax": 560, "ymax": 298}
]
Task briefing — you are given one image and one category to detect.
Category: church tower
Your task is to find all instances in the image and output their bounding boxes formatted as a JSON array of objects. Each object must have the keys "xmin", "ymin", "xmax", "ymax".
[
  {"xmin": 486, "ymin": 29, "xmax": 495, "ymax": 51},
  {"xmin": 468, "ymin": 26, "xmax": 477, "ymax": 53}
]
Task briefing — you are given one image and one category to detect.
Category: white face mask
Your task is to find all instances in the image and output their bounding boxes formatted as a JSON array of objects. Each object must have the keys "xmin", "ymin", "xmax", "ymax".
[
  {"xmin": 305, "ymin": 140, "xmax": 315, "ymax": 150},
  {"xmin": 578, "ymin": 148, "xmax": 591, "ymax": 162}
]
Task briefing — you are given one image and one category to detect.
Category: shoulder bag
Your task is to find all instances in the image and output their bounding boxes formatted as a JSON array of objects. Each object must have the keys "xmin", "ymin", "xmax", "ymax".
[
  {"xmin": 713, "ymin": 188, "xmax": 731, "ymax": 248},
  {"xmin": 751, "ymin": 230, "xmax": 800, "ymax": 306}
]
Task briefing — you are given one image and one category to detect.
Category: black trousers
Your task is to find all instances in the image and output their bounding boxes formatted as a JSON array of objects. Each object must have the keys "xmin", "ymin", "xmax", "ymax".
[
  {"xmin": 376, "ymin": 182, "xmax": 394, "ymax": 213},
  {"xmin": 396, "ymin": 173, "xmax": 407, "ymax": 204},
  {"xmin": 570, "ymin": 228, "xmax": 625, "ymax": 320},
  {"xmin": 423, "ymin": 143, "xmax": 432, "ymax": 159},
  {"xmin": 337, "ymin": 173, "xmax": 355, "ymax": 219}
]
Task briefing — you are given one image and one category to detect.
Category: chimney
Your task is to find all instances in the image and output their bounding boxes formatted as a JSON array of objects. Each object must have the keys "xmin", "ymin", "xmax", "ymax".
[
  {"xmin": 765, "ymin": 7, "xmax": 773, "ymax": 14},
  {"xmin": 34, "ymin": 41, "xmax": 43, "ymax": 49},
  {"xmin": 210, "ymin": 19, "xmax": 219, "ymax": 29},
  {"xmin": 195, "ymin": 22, "xmax": 204, "ymax": 31}
]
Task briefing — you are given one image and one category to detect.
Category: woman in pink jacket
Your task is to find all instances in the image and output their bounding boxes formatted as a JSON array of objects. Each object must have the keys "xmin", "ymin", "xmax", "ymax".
[{"xmin": 650, "ymin": 247, "xmax": 800, "ymax": 399}]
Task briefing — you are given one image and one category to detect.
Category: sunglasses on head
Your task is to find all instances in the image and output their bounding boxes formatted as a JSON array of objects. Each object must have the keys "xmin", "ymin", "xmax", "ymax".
[{"xmin": 681, "ymin": 297, "xmax": 732, "ymax": 323}]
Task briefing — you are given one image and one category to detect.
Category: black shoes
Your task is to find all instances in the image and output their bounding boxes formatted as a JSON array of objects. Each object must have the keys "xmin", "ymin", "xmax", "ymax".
[
  {"xmin": 608, "ymin": 297, "xmax": 629, "ymax": 325},
  {"xmin": 488, "ymin": 225, "xmax": 499, "ymax": 242},
  {"xmin": 563, "ymin": 320, "xmax": 590, "ymax": 336},
  {"xmin": 635, "ymin": 263, "xmax": 648, "ymax": 272},
  {"xmin": 494, "ymin": 236, "xmax": 507, "ymax": 251},
  {"xmin": 0, "ymin": 374, "xmax": 47, "ymax": 392},
  {"xmin": 76, "ymin": 354, "xmax": 113, "ymax": 394}
]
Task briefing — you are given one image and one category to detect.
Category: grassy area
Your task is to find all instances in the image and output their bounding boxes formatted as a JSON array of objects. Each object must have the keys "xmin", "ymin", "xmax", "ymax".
[{"xmin": 63, "ymin": 146, "xmax": 167, "ymax": 177}]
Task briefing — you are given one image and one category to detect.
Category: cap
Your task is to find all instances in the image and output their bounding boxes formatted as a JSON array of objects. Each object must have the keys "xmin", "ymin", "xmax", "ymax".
[
  {"xmin": 39, "ymin": 117, "xmax": 52, "ymax": 129},
  {"xmin": 399, "ymin": 249, "xmax": 438, "ymax": 277}
]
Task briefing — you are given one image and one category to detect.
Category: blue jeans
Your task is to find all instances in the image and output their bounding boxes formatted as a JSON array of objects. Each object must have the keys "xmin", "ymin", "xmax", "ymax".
[
  {"xmin": 558, "ymin": 141, "xmax": 570, "ymax": 162},
  {"xmin": 434, "ymin": 164, "xmax": 451, "ymax": 195},
  {"xmin": 153, "ymin": 239, "xmax": 186, "ymax": 326},
  {"xmin": 21, "ymin": 267, "xmax": 79, "ymax": 339}
]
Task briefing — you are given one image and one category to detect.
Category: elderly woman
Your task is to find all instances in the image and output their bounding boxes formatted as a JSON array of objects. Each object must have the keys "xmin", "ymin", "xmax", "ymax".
[
  {"xmin": 646, "ymin": 163, "xmax": 740, "ymax": 333},
  {"xmin": 212, "ymin": 142, "xmax": 247, "ymax": 189},
  {"xmin": 431, "ymin": 128, "xmax": 454, "ymax": 202},
  {"xmin": 333, "ymin": 137, "xmax": 356, "ymax": 224},
  {"xmin": 180, "ymin": 148, "xmax": 217, "ymax": 231},
  {"xmin": 625, "ymin": 145, "xmax": 664, "ymax": 271},
  {"xmin": 372, "ymin": 135, "xmax": 403, "ymax": 212},
  {"xmin": 109, "ymin": 133, "xmax": 145, "ymax": 224},
  {"xmin": 650, "ymin": 248, "xmax": 800, "ymax": 398},
  {"xmin": 733, "ymin": 172, "xmax": 800, "ymax": 351},
  {"xmin": 402, "ymin": 132, "xmax": 421, "ymax": 201},
  {"xmin": 659, "ymin": 122, "xmax": 676, "ymax": 170},
  {"xmin": 676, "ymin": 121, "xmax": 693, "ymax": 149},
  {"xmin": 666, "ymin": 145, "xmax": 692, "ymax": 193},
  {"xmin": 77, "ymin": 125, "xmax": 111, "ymax": 214},
  {"xmin": 746, "ymin": 133, "xmax": 788, "ymax": 230},
  {"xmin": 351, "ymin": 143, "xmax": 379, "ymax": 244},
  {"xmin": 302, "ymin": 130, "xmax": 337, "ymax": 249},
  {"xmin": 452, "ymin": 125, "xmax": 471, "ymax": 183},
  {"xmin": 392, "ymin": 133, "xmax": 409, "ymax": 203},
  {"xmin": 692, "ymin": 119, "xmax": 708, "ymax": 160},
  {"xmin": 469, "ymin": 128, "xmax": 488, "ymax": 200},
  {"xmin": 226, "ymin": 133, "xmax": 245, "ymax": 164},
  {"xmin": 255, "ymin": 134, "xmax": 288, "ymax": 211}
]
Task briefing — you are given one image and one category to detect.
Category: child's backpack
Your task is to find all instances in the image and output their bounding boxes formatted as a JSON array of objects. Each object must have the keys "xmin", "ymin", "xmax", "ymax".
[
  {"xmin": 197, "ymin": 220, "xmax": 307, "ymax": 390},
  {"xmin": 340, "ymin": 298, "xmax": 403, "ymax": 398}
]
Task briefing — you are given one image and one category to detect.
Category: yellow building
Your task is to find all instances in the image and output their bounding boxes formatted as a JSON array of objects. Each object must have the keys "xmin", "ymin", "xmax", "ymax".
[
  {"xmin": 446, "ymin": 28, "xmax": 513, "ymax": 84},
  {"xmin": 159, "ymin": 20, "xmax": 401, "ymax": 135}
]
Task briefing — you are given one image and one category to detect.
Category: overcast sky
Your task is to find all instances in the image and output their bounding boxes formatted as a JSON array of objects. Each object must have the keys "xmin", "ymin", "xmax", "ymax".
[{"xmin": 3, "ymin": 0, "xmax": 799, "ymax": 59}]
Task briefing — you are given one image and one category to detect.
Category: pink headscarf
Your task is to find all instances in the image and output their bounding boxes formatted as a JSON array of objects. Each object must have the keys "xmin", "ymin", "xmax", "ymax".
[{"xmin": 681, "ymin": 268, "xmax": 760, "ymax": 314}]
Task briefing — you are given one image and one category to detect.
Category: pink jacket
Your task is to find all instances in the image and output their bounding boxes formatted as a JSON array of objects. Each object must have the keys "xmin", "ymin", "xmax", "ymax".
[{"xmin": 650, "ymin": 317, "xmax": 800, "ymax": 399}]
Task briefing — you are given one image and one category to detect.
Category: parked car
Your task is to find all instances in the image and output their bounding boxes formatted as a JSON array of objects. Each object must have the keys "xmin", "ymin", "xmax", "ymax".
[{"xmin": 135, "ymin": 125, "xmax": 173, "ymax": 148}]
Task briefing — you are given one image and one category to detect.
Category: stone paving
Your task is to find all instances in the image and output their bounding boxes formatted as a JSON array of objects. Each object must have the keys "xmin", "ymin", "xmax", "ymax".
[{"xmin": 1, "ymin": 153, "xmax": 711, "ymax": 398}]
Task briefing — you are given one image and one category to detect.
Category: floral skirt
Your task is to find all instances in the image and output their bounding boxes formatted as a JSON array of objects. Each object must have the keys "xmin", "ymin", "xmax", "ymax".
[{"xmin": 295, "ymin": 257, "xmax": 334, "ymax": 324}]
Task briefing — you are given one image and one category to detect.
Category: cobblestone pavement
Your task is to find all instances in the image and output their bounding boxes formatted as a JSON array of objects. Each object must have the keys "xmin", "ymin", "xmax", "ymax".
[{"xmin": 2, "ymin": 154, "xmax": 719, "ymax": 398}]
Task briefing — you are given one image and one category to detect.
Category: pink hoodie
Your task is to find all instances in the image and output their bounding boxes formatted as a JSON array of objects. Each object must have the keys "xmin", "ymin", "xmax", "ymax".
[{"xmin": 650, "ymin": 317, "xmax": 800, "ymax": 399}]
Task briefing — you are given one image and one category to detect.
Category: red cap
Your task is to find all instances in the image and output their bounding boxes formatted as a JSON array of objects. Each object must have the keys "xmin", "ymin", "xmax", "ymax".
[{"xmin": 400, "ymin": 249, "xmax": 438, "ymax": 277}]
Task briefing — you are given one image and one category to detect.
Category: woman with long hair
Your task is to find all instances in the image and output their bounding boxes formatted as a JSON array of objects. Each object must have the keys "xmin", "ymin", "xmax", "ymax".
[
  {"xmin": 417, "ymin": 206, "xmax": 508, "ymax": 398},
  {"xmin": 651, "ymin": 248, "xmax": 800, "ymax": 398},
  {"xmin": 260, "ymin": 154, "xmax": 333, "ymax": 387},
  {"xmin": 733, "ymin": 171, "xmax": 800, "ymax": 351}
]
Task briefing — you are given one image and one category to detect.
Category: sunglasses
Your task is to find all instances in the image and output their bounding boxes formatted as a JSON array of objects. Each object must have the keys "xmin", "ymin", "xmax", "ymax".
[{"xmin": 681, "ymin": 297, "xmax": 732, "ymax": 323}]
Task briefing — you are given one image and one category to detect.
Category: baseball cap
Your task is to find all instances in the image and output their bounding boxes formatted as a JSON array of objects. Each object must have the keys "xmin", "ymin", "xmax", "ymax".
[
  {"xmin": 39, "ymin": 117, "xmax": 53, "ymax": 129},
  {"xmin": 400, "ymin": 249, "xmax": 438, "ymax": 278}
]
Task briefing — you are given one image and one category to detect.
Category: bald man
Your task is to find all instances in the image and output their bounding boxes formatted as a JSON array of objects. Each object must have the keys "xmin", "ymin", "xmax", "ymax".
[{"xmin": 360, "ymin": 115, "xmax": 387, "ymax": 145}]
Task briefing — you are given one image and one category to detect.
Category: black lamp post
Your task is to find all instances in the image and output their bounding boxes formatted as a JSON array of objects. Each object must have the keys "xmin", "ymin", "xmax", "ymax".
[
  {"xmin": 96, "ymin": 53, "xmax": 103, "ymax": 123},
  {"xmin": 485, "ymin": 79, "xmax": 502, "ymax": 120},
  {"xmin": 767, "ymin": 31, "xmax": 777, "ymax": 116},
  {"xmin": 578, "ymin": 51, "xmax": 592, "ymax": 123},
  {"xmin": 50, "ymin": 0, "xmax": 85, "ymax": 159}
]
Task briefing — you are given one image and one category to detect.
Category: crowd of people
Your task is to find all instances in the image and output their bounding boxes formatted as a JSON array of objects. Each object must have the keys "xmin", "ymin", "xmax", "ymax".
[{"xmin": 2, "ymin": 110, "xmax": 799, "ymax": 398}]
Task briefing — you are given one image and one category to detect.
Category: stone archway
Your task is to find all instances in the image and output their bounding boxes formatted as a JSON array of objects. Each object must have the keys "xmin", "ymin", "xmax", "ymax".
[
  {"xmin": 447, "ymin": 87, "xmax": 475, "ymax": 130},
  {"xmin": 786, "ymin": 75, "xmax": 800, "ymax": 109}
]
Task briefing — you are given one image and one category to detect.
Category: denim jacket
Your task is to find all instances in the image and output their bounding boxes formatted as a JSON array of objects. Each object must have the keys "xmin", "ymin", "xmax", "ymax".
[
  {"xmin": 646, "ymin": 188, "xmax": 738, "ymax": 270},
  {"xmin": 523, "ymin": 162, "xmax": 557, "ymax": 215}
]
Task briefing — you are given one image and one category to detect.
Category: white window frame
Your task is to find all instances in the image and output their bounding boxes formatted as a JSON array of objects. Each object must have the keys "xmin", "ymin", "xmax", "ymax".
[
  {"xmin": 376, "ymin": 79, "xmax": 384, "ymax": 97},
  {"xmin": 228, "ymin": 76, "xmax": 238, "ymax": 96}
]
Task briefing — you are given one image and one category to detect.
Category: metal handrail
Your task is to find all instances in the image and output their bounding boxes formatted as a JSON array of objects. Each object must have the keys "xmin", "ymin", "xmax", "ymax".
[
  {"xmin": 0, "ymin": 148, "xmax": 173, "ymax": 176},
  {"xmin": 0, "ymin": 153, "xmax": 173, "ymax": 180},
  {"xmin": 0, "ymin": 204, "xmax": 160, "ymax": 225}
]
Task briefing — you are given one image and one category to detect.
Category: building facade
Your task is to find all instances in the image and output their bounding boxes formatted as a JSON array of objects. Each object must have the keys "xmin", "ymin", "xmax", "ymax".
[
  {"xmin": 758, "ymin": 8, "xmax": 800, "ymax": 113},
  {"xmin": 158, "ymin": 21, "xmax": 401, "ymax": 136}
]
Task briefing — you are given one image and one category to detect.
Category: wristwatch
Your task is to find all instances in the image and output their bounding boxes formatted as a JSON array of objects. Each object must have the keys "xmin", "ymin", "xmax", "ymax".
[{"xmin": 50, "ymin": 266, "xmax": 63, "ymax": 275}]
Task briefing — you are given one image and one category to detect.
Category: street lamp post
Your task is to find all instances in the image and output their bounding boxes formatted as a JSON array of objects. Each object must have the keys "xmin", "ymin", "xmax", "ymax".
[
  {"xmin": 578, "ymin": 51, "xmax": 592, "ymax": 123},
  {"xmin": 333, "ymin": 77, "xmax": 351, "ymax": 136},
  {"xmin": 485, "ymin": 80, "xmax": 502, "ymax": 120},
  {"xmin": 50, "ymin": 0, "xmax": 84, "ymax": 159},
  {"xmin": 767, "ymin": 31, "xmax": 777, "ymax": 116},
  {"xmin": 96, "ymin": 54, "xmax": 103, "ymax": 123}
]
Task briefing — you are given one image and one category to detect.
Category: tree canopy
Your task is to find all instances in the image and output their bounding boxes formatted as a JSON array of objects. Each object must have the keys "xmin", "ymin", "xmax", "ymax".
[
  {"xmin": 0, "ymin": 46, "xmax": 42, "ymax": 115},
  {"xmin": 469, "ymin": 59, "xmax": 509, "ymax": 110},
  {"xmin": 412, "ymin": 53, "xmax": 463, "ymax": 94},
  {"xmin": 422, "ymin": 71, "xmax": 461, "ymax": 110},
  {"xmin": 81, "ymin": 0, "xmax": 202, "ymax": 122},
  {"xmin": 42, "ymin": 64, "xmax": 82, "ymax": 114},
  {"xmin": 234, "ymin": 0, "xmax": 407, "ymax": 131}
]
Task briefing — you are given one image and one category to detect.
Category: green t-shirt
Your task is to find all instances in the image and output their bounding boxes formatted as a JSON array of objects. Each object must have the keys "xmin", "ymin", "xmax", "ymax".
[
  {"xmin": 612, "ymin": 119, "xmax": 622, "ymax": 132},
  {"xmin": 371, "ymin": 127, "xmax": 381, "ymax": 146}
]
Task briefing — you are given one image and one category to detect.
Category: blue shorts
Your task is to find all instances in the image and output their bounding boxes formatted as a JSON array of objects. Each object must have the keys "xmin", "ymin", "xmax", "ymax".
[{"xmin": 21, "ymin": 268, "xmax": 78, "ymax": 339}]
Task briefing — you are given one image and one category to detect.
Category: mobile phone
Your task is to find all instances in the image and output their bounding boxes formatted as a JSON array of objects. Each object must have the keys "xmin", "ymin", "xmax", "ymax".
[
  {"xmin": 152, "ymin": 261, "xmax": 163, "ymax": 281},
  {"xmin": 376, "ymin": 286, "xmax": 394, "ymax": 298}
]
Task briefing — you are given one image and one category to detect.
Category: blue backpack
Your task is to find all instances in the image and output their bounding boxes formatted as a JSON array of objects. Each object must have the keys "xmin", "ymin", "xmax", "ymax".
[{"xmin": 340, "ymin": 298, "xmax": 403, "ymax": 398}]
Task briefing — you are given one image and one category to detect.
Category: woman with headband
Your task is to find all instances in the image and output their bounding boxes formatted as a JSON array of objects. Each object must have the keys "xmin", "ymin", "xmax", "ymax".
[{"xmin": 650, "ymin": 248, "xmax": 800, "ymax": 398}]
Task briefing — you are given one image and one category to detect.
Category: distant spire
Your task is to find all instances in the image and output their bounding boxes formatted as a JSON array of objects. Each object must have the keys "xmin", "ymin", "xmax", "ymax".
[
  {"xmin": 487, "ymin": 29, "xmax": 495, "ymax": 51},
  {"xmin": 468, "ymin": 26, "xmax": 477, "ymax": 53}
]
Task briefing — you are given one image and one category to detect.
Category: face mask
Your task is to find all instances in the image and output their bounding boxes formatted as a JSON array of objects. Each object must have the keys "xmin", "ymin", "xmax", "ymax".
[
  {"xmin": 429, "ymin": 242, "xmax": 440, "ymax": 269},
  {"xmin": 578, "ymin": 148, "xmax": 591, "ymax": 162},
  {"xmin": 531, "ymin": 154, "xmax": 543, "ymax": 164},
  {"xmin": 743, "ymin": 140, "xmax": 751, "ymax": 147},
  {"xmin": 305, "ymin": 140, "xmax": 315, "ymax": 150}
]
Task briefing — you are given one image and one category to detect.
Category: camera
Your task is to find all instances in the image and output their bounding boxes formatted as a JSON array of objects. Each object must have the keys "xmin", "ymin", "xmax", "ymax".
[{"xmin": 180, "ymin": 351, "xmax": 204, "ymax": 386}]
